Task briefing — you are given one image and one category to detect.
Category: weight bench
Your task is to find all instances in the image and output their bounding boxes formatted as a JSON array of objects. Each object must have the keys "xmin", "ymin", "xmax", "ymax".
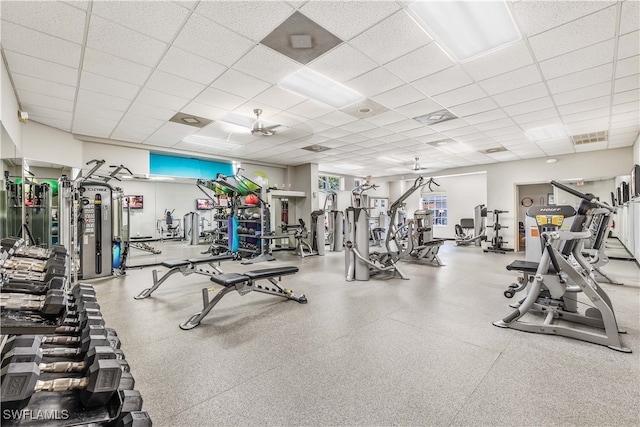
[
  {"xmin": 134, "ymin": 254, "xmax": 237, "ymax": 299},
  {"xmin": 179, "ymin": 266, "xmax": 307, "ymax": 330},
  {"xmin": 503, "ymin": 260, "xmax": 557, "ymax": 299}
]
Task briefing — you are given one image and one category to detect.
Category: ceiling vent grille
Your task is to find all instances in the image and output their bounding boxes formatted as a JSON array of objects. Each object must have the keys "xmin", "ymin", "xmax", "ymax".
[
  {"xmin": 480, "ymin": 147, "xmax": 507, "ymax": 154},
  {"xmin": 169, "ymin": 112, "xmax": 213, "ymax": 128},
  {"xmin": 413, "ymin": 109, "xmax": 458, "ymax": 126},
  {"xmin": 571, "ymin": 130, "xmax": 608, "ymax": 145},
  {"xmin": 303, "ymin": 144, "xmax": 331, "ymax": 152}
]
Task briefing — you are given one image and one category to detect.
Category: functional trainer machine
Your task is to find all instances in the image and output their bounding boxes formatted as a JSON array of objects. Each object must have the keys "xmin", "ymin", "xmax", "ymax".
[
  {"xmin": 455, "ymin": 205, "xmax": 487, "ymax": 246},
  {"xmin": 494, "ymin": 180, "xmax": 631, "ymax": 352}
]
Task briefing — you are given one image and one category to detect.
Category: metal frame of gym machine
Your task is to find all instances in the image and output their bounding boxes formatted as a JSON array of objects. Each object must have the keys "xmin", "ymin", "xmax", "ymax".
[{"xmin": 494, "ymin": 180, "xmax": 631, "ymax": 353}]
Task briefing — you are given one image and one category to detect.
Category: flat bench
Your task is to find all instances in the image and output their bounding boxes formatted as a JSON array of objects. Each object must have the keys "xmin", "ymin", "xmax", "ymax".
[
  {"xmin": 179, "ymin": 266, "xmax": 307, "ymax": 330},
  {"xmin": 503, "ymin": 260, "xmax": 558, "ymax": 299},
  {"xmin": 134, "ymin": 254, "xmax": 237, "ymax": 299}
]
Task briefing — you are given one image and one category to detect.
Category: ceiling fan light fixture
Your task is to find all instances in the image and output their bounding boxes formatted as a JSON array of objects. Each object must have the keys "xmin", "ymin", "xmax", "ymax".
[{"xmin": 251, "ymin": 109, "xmax": 275, "ymax": 136}]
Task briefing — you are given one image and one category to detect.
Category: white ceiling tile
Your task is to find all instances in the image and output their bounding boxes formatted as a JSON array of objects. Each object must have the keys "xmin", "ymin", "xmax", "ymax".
[
  {"xmin": 4, "ymin": 51, "xmax": 77, "ymax": 86},
  {"xmin": 574, "ymin": 141, "xmax": 608, "ymax": 153},
  {"xmin": 111, "ymin": 128, "xmax": 155, "ymax": 143},
  {"xmin": 474, "ymin": 118, "xmax": 516, "ymax": 132},
  {"xmin": 287, "ymin": 99, "xmax": 336, "ymax": 119},
  {"xmin": 478, "ymin": 65, "xmax": 543, "ymax": 96},
  {"xmin": 372, "ymin": 85, "xmax": 425, "ymax": 109},
  {"xmin": 251, "ymin": 86, "xmax": 305, "ymax": 111},
  {"xmin": 22, "ymin": 105, "xmax": 73, "ymax": 122},
  {"xmin": 30, "ymin": 116, "xmax": 72, "ymax": 132},
  {"xmin": 509, "ymin": 108, "xmax": 560, "ymax": 126},
  {"xmin": 173, "ymin": 14, "xmax": 254, "ymax": 66},
  {"xmin": 412, "ymin": 65, "xmax": 472, "ymax": 97},
  {"xmin": 235, "ymin": 45, "xmax": 302, "ymax": 84},
  {"xmin": 384, "ymin": 43, "xmax": 455, "ymax": 83},
  {"xmin": 528, "ymin": 7, "xmax": 616, "ymax": 62},
  {"xmin": 346, "ymin": 67, "xmax": 405, "ymax": 98},
  {"xmin": 136, "ymin": 88, "xmax": 189, "ymax": 111},
  {"xmin": 74, "ymin": 103, "xmax": 125, "ymax": 121},
  {"xmin": 557, "ymin": 96, "xmax": 610, "ymax": 116},
  {"xmin": 268, "ymin": 111, "xmax": 310, "ymax": 128},
  {"xmin": 611, "ymin": 110, "xmax": 640, "ymax": 124},
  {"xmin": 553, "ymin": 81, "xmax": 611, "ymax": 105},
  {"xmin": 300, "ymin": 1, "xmax": 399, "ymax": 41},
  {"xmin": 151, "ymin": 121, "xmax": 198, "ymax": 139},
  {"xmin": 195, "ymin": 1, "xmax": 293, "ymax": 42},
  {"xmin": 514, "ymin": 1, "xmax": 615, "ymax": 37},
  {"xmin": 192, "ymin": 87, "xmax": 247, "ymax": 111},
  {"xmin": 440, "ymin": 126, "xmax": 477, "ymax": 138},
  {"xmin": 82, "ymin": 48, "xmax": 152, "ymax": 86},
  {"xmin": 484, "ymin": 126, "xmax": 524, "ymax": 138},
  {"xmin": 87, "ymin": 16, "xmax": 167, "ymax": 67},
  {"xmin": 73, "ymin": 115, "xmax": 120, "ymax": 132},
  {"xmin": 463, "ymin": 109, "xmax": 508, "ymax": 125},
  {"xmin": 92, "ymin": 1, "xmax": 188, "ymax": 43},
  {"xmin": 462, "ymin": 41, "xmax": 534, "ymax": 81},
  {"xmin": 145, "ymin": 70, "xmax": 207, "ymax": 99},
  {"xmin": 318, "ymin": 127, "xmax": 352, "ymax": 139},
  {"xmin": 309, "ymin": 43, "xmax": 377, "ymax": 83},
  {"xmin": 80, "ymin": 71, "xmax": 140, "ymax": 100},
  {"xmin": 539, "ymin": 39, "xmax": 615, "ymax": 80},
  {"xmin": 432, "ymin": 84, "xmax": 486, "ymax": 108},
  {"xmin": 613, "ymin": 89, "xmax": 640, "ymax": 105},
  {"xmin": 615, "ymin": 55, "xmax": 640, "ymax": 79},
  {"xmin": 385, "ymin": 119, "xmax": 421, "ymax": 133},
  {"xmin": 128, "ymin": 101, "xmax": 177, "ymax": 121},
  {"xmin": 1, "ymin": 1, "xmax": 86, "ymax": 43},
  {"xmin": 546, "ymin": 63, "xmax": 613, "ymax": 94},
  {"xmin": 394, "ymin": 98, "xmax": 444, "ymax": 118},
  {"xmin": 492, "ymin": 82, "xmax": 548, "ymax": 107},
  {"xmin": 12, "ymin": 74, "xmax": 76, "ymax": 101},
  {"xmin": 400, "ymin": 126, "xmax": 436, "ymax": 138},
  {"xmin": 144, "ymin": 135, "xmax": 182, "ymax": 147},
  {"xmin": 502, "ymin": 96, "xmax": 555, "ymax": 116},
  {"xmin": 608, "ymin": 139, "xmax": 636, "ymax": 148},
  {"xmin": 561, "ymin": 107, "xmax": 610, "ymax": 124},
  {"xmin": 611, "ymin": 118, "xmax": 640, "ymax": 129},
  {"xmin": 564, "ymin": 118, "xmax": 611, "ymax": 135},
  {"xmin": 76, "ymin": 89, "xmax": 131, "ymax": 111},
  {"xmin": 364, "ymin": 110, "xmax": 406, "ymax": 126},
  {"xmin": 316, "ymin": 111, "xmax": 358, "ymax": 127},
  {"xmin": 449, "ymin": 98, "xmax": 499, "ymax": 118},
  {"xmin": 157, "ymin": 46, "xmax": 227, "ymax": 86},
  {"xmin": 339, "ymin": 120, "xmax": 378, "ymax": 133},
  {"xmin": 350, "ymin": 11, "xmax": 432, "ymax": 65},
  {"xmin": 19, "ymin": 91, "xmax": 74, "ymax": 112},
  {"xmin": 338, "ymin": 133, "xmax": 369, "ymax": 144},
  {"xmin": 618, "ymin": 31, "xmax": 640, "ymax": 60},
  {"xmin": 609, "ymin": 125, "xmax": 639, "ymax": 135},
  {"xmin": 612, "ymin": 101, "xmax": 640, "ymax": 115},
  {"xmin": 2, "ymin": 21, "xmax": 81, "ymax": 68},
  {"xmin": 116, "ymin": 113, "xmax": 167, "ymax": 131},
  {"xmin": 72, "ymin": 126, "xmax": 114, "ymax": 139},
  {"xmin": 429, "ymin": 118, "xmax": 468, "ymax": 132},
  {"xmin": 619, "ymin": 0, "xmax": 640, "ymax": 35}
]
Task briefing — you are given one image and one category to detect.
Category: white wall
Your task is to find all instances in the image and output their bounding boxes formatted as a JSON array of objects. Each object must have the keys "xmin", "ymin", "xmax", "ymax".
[
  {"xmin": 241, "ymin": 162, "xmax": 285, "ymax": 190},
  {"xmin": 1, "ymin": 57, "xmax": 22, "ymax": 154},
  {"xmin": 22, "ymin": 122, "xmax": 83, "ymax": 168},
  {"xmin": 83, "ymin": 141, "xmax": 149, "ymax": 176}
]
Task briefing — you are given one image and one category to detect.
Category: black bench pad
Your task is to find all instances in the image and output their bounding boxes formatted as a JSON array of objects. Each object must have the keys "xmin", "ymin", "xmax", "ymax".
[
  {"xmin": 244, "ymin": 266, "xmax": 298, "ymax": 280},
  {"xmin": 186, "ymin": 254, "xmax": 234, "ymax": 264},
  {"xmin": 210, "ymin": 273, "xmax": 249, "ymax": 287},
  {"xmin": 161, "ymin": 259, "xmax": 191, "ymax": 268},
  {"xmin": 506, "ymin": 260, "xmax": 557, "ymax": 274}
]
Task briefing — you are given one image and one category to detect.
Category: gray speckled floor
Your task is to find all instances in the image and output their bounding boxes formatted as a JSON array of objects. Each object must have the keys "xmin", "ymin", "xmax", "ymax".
[{"xmin": 89, "ymin": 241, "xmax": 640, "ymax": 427}]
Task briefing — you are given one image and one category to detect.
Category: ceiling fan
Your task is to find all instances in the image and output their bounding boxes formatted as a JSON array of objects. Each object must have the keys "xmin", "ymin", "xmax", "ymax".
[{"xmin": 251, "ymin": 109, "xmax": 277, "ymax": 136}]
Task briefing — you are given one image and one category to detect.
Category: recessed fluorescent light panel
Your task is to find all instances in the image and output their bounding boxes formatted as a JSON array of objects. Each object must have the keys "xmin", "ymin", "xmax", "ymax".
[
  {"xmin": 409, "ymin": 0, "xmax": 521, "ymax": 61},
  {"xmin": 525, "ymin": 124, "xmax": 566, "ymax": 142},
  {"xmin": 279, "ymin": 68, "xmax": 364, "ymax": 108}
]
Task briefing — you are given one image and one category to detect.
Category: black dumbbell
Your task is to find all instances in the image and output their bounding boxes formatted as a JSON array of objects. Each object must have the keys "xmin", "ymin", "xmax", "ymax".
[
  {"xmin": 0, "ymin": 289, "xmax": 67, "ymax": 315},
  {"xmin": 1, "ymin": 358, "xmax": 122, "ymax": 410},
  {"xmin": 116, "ymin": 410, "xmax": 152, "ymax": 427}
]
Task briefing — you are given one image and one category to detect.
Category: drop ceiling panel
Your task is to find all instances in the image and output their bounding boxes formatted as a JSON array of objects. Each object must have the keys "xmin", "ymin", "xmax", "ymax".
[
  {"xmin": 82, "ymin": 48, "xmax": 152, "ymax": 86},
  {"xmin": 513, "ymin": 0, "xmax": 615, "ymax": 37},
  {"xmin": 76, "ymin": 89, "xmax": 131, "ymax": 111},
  {"xmin": 492, "ymin": 82, "xmax": 548, "ymax": 108},
  {"xmin": 449, "ymin": 98, "xmax": 499, "ymax": 118},
  {"xmin": 300, "ymin": 1, "xmax": 400, "ymax": 41},
  {"xmin": 30, "ymin": 116, "xmax": 72, "ymax": 132},
  {"xmin": 563, "ymin": 118, "xmax": 611, "ymax": 135},
  {"xmin": 441, "ymin": 126, "xmax": 478, "ymax": 138},
  {"xmin": 345, "ymin": 67, "xmax": 405, "ymax": 98},
  {"xmin": 1, "ymin": 1, "xmax": 86, "ymax": 43},
  {"xmin": 428, "ymin": 118, "xmax": 468, "ymax": 132},
  {"xmin": 116, "ymin": 113, "xmax": 166, "ymax": 131},
  {"xmin": 574, "ymin": 141, "xmax": 608, "ymax": 153},
  {"xmin": 546, "ymin": 63, "xmax": 613, "ymax": 94},
  {"xmin": 372, "ymin": 85, "xmax": 425, "ymax": 109},
  {"xmin": 80, "ymin": 72, "xmax": 140, "ymax": 100},
  {"xmin": 502, "ymin": 96, "xmax": 555, "ymax": 116},
  {"xmin": 432, "ymin": 85, "xmax": 487, "ymax": 108},
  {"xmin": 612, "ymin": 89, "xmax": 640, "ymax": 105},
  {"xmin": 308, "ymin": 43, "xmax": 377, "ymax": 83},
  {"xmin": 316, "ymin": 111, "xmax": 358, "ymax": 127},
  {"xmin": 360, "ymin": 127, "xmax": 394, "ymax": 139},
  {"xmin": 363, "ymin": 110, "xmax": 406, "ymax": 127},
  {"xmin": 233, "ymin": 45, "xmax": 302, "ymax": 84},
  {"xmin": 252, "ymin": 86, "xmax": 306, "ymax": 111},
  {"xmin": 393, "ymin": 98, "xmax": 444, "ymax": 119},
  {"xmin": 318, "ymin": 127, "xmax": 352, "ymax": 139},
  {"xmin": 615, "ymin": 55, "xmax": 640, "ymax": 79},
  {"xmin": 484, "ymin": 125, "xmax": 523, "ymax": 138},
  {"xmin": 92, "ymin": 1, "xmax": 188, "ymax": 42},
  {"xmin": 20, "ymin": 91, "xmax": 74, "ymax": 112},
  {"xmin": 73, "ymin": 115, "xmax": 120, "ymax": 132},
  {"xmin": 412, "ymin": 65, "xmax": 473, "ymax": 97},
  {"xmin": 557, "ymin": 95, "xmax": 610, "ymax": 115},
  {"xmin": 128, "ymin": 101, "xmax": 177, "ymax": 121},
  {"xmin": 618, "ymin": 31, "xmax": 640, "ymax": 60},
  {"xmin": 612, "ymin": 101, "xmax": 640, "ymax": 115},
  {"xmin": 619, "ymin": 0, "xmax": 640, "ymax": 35},
  {"xmin": 111, "ymin": 128, "xmax": 157, "ymax": 143},
  {"xmin": 538, "ymin": 39, "xmax": 615, "ymax": 80},
  {"xmin": 87, "ymin": 16, "xmax": 167, "ymax": 67},
  {"xmin": 2, "ymin": 22, "xmax": 82, "ymax": 68},
  {"xmin": 173, "ymin": 14, "xmax": 254, "ymax": 66},
  {"xmin": 339, "ymin": 119, "xmax": 378, "ymax": 133},
  {"xmin": 157, "ymin": 47, "xmax": 227, "ymax": 85},
  {"xmin": 3, "ymin": 51, "xmax": 78, "ymax": 86},
  {"xmin": 195, "ymin": 1, "xmax": 293, "ymax": 42},
  {"xmin": 528, "ymin": 7, "xmax": 616, "ymax": 62},
  {"xmin": 151, "ymin": 121, "xmax": 199, "ymax": 139},
  {"xmin": 24, "ymin": 106, "xmax": 73, "ymax": 122},
  {"xmin": 136, "ymin": 88, "xmax": 190, "ymax": 111},
  {"xmin": 462, "ymin": 41, "xmax": 534, "ymax": 81},
  {"xmin": 611, "ymin": 110, "xmax": 640, "ymax": 124},
  {"xmin": 474, "ymin": 118, "xmax": 516, "ymax": 132},
  {"xmin": 349, "ymin": 11, "xmax": 432, "ymax": 65},
  {"xmin": 552, "ymin": 81, "xmax": 611, "ymax": 105},
  {"xmin": 463, "ymin": 109, "xmax": 508, "ymax": 125},
  {"xmin": 338, "ymin": 133, "xmax": 369, "ymax": 144},
  {"xmin": 478, "ymin": 65, "xmax": 542, "ymax": 96},
  {"xmin": 384, "ymin": 119, "xmax": 421, "ymax": 133},
  {"xmin": 192, "ymin": 87, "xmax": 247, "ymax": 111},
  {"xmin": 511, "ymin": 108, "xmax": 560, "ymax": 125},
  {"xmin": 384, "ymin": 43, "xmax": 455, "ymax": 83},
  {"xmin": 12, "ymin": 74, "xmax": 76, "ymax": 100},
  {"xmin": 75, "ymin": 103, "xmax": 125, "ymax": 121},
  {"xmin": 209, "ymin": 69, "xmax": 270, "ymax": 99},
  {"xmin": 287, "ymin": 99, "xmax": 336, "ymax": 119},
  {"xmin": 399, "ymin": 125, "xmax": 436, "ymax": 139}
]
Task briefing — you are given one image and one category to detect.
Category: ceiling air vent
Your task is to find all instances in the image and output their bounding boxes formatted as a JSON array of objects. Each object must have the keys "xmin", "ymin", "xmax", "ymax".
[
  {"xmin": 169, "ymin": 112, "xmax": 213, "ymax": 128},
  {"xmin": 303, "ymin": 144, "xmax": 331, "ymax": 153},
  {"xmin": 570, "ymin": 130, "xmax": 608, "ymax": 145},
  {"xmin": 480, "ymin": 147, "xmax": 507, "ymax": 154},
  {"xmin": 413, "ymin": 109, "xmax": 458, "ymax": 126}
]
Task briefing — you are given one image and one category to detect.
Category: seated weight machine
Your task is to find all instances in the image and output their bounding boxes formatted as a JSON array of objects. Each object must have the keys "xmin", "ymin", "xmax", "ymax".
[
  {"xmin": 494, "ymin": 181, "xmax": 630, "ymax": 352},
  {"xmin": 455, "ymin": 205, "xmax": 487, "ymax": 246}
]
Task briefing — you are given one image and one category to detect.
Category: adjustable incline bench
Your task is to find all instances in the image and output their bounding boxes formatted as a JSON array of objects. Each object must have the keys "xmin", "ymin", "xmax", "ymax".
[
  {"xmin": 179, "ymin": 266, "xmax": 307, "ymax": 330},
  {"xmin": 134, "ymin": 253, "xmax": 238, "ymax": 299}
]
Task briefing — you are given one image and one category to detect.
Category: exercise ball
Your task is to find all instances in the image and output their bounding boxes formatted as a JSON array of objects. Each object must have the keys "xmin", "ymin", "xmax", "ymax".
[{"xmin": 245, "ymin": 194, "xmax": 259, "ymax": 205}]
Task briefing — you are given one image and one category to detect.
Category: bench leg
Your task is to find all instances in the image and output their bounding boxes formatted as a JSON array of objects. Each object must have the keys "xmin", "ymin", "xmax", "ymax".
[
  {"xmin": 179, "ymin": 286, "xmax": 235, "ymax": 330},
  {"xmin": 134, "ymin": 267, "xmax": 181, "ymax": 299},
  {"xmin": 252, "ymin": 277, "xmax": 308, "ymax": 303}
]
